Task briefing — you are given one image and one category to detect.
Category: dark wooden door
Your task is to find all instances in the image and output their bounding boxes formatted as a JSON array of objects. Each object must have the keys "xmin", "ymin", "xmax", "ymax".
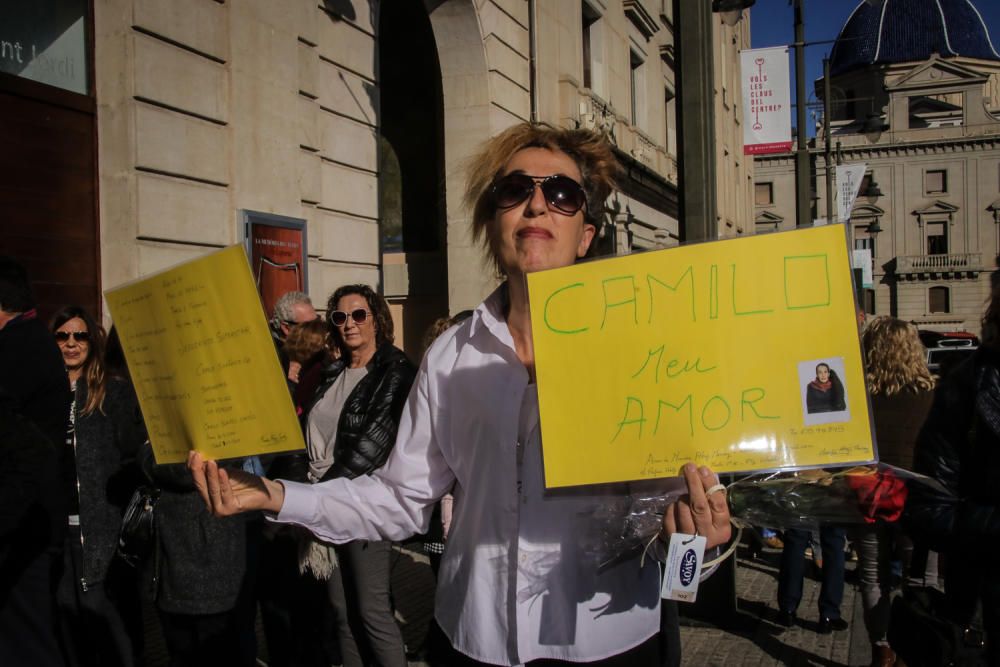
[{"xmin": 0, "ymin": 84, "xmax": 98, "ymax": 321}]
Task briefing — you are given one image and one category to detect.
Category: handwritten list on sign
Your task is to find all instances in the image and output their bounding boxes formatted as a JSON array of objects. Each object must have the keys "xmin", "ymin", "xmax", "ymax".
[
  {"xmin": 527, "ymin": 224, "xmax": 875, "ymax": 488},
  {"xmin": 105, "ymin": 244, "xmax": 304, "ymax": 464}
]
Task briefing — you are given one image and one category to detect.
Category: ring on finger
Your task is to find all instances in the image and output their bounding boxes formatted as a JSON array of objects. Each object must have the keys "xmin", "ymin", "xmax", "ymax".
[{"xmin": 706, "ymin": 483, "xmax": 727, "ymax": 496}]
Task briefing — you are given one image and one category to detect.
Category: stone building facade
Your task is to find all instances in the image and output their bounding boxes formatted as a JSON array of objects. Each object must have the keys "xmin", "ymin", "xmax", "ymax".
[
  {"xmin": 753, "ymin": 0, "xmax": 1000, "ymax": 334},
  {"xmin": 2, "ymin": 0, "xmax": 751, "ymax": 358}
]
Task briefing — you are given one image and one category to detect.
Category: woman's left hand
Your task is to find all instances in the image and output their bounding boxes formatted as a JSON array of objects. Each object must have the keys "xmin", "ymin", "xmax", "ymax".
[{"xmin": 662, "ymin": 463, "xmax": 731, "ymax": 549}]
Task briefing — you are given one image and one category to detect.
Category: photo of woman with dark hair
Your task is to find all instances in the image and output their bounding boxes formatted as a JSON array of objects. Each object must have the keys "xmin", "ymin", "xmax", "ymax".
[{"xmin": 806, "ymin": 362, "xmax": 846, "ymax": 414}]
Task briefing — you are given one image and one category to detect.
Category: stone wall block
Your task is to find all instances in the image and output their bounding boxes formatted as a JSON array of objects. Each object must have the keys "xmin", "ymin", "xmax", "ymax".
[
  {"xmin": 298, "ymin": 149, "xmax": 321, "ymax": 205},
  {"xmin": 318, "ymin": 62, "xmax": 379, "ymax": 126},
  {"xmin": 314, "ymin": 261, "xmax": 380, "ymax": 300},
  {"xmin": 298, "ymin": 95, "xmax": 320, "ymax": 151},
  {"xmin": 489, "ymin": 71, "xmax": 530, "ymax": 121},
  {"xmin": 132, "ymin": 0, "xmax": 228, "ymax": 61},
  {"xmin": 133, "ymin": 33, "xmax": 228, "ymax": 122},
  {"xmin": 317, "ymin": 210, "xmax": 379, "ymax": 264},
  {"xmin": 135, "ymin": 172, "xmax": 230, "ymax": 245},
  {"xmin": 318, "ymin": 18, "xmax": 376, "ymax": 81},
  {"xmin": 298, "ymin": 40, "xmax": 319, "ymax": 98},
  {"xmin": 484, "ymin": 35, "xmax": 529, "ymax": 89},
  {"xmin": 478, "ymin": 1, "xmax": 529, "ymax": 56},
  {"xmin": 134, "ymin": 103, "xmax": 229, "ymax": 184},
  {"xmin": 320, "ymin": 162, "xmax": 378, "ymax": 219},
  {"xmin": 320, "ymin": 112, "xmax": 377, "ymax": 172}
]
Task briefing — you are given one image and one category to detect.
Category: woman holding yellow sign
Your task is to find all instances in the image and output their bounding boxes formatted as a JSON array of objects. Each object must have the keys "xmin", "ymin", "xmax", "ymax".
[{"xmin": 189, "ymin": 123, "xmax": 732, "ymax": 666}]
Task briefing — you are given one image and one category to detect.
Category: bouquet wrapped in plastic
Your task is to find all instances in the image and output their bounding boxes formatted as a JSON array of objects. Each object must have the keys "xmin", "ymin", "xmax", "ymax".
[{"xmin": 587, "ymin": 463, "xmax": 949, "ymax": 569}]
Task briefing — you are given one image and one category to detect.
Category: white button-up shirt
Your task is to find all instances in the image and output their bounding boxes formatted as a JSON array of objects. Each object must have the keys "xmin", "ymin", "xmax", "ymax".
[{"xmin": 276, "ymin": 286, "xmax": 684, "ymax": 665}]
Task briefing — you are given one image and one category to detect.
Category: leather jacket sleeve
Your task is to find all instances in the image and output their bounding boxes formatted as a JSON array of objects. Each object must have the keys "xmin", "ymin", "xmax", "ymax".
[{"xmin": 905, "ymin": 354, "xmax": 1000, "ymax": 551}]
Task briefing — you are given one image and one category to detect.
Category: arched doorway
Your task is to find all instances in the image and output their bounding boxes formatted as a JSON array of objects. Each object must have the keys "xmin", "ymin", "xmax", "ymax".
[{"xmin": 378, "ymin": 0, "xmax": 450, "ymax": 356}]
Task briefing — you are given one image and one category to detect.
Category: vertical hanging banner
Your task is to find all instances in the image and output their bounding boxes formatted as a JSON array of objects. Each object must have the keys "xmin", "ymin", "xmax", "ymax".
[
  {"xmin": 105, "ymin": 245, "xmax": 305, "ymax": 464},
  {"xmin": 836, "ymin": 164, "xmax": 867, "ymax": 222},
  {"xmin": 741, "ymin": 46, "xmax": 792, "ymax": 155}
]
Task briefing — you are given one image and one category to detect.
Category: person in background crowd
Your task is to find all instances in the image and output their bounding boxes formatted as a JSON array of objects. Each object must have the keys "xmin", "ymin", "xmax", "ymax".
[
  {"xmin": 288, "ymin": 284, "xmax": 415, "ymax": 667},
  {"xmin": 189, "ymin": 122, "xmax": 731, "ymax": 667},
  {"xmin": 777, "ymin": 524, "xmax": 850, "ymax": 634},
  {"xmin": 141, "ymin": 448, "xmax": 257, "ymax": 663},
  {"xmin": 0, "ymin": 388, "xmax": 66, "ymax": 667},
  {"xmin": 285, "ymin": 318, "xmax": 333, "ymax": 408},
  {"xmin": 906, "ymin": 278, "xmax": 1000, "ymax": 663},
  {"xmin": 859, "ymin": 316, "xmax": 936, "ymax": 667},
  {"xmin": 0, "ymin": 256, "xmax": 71, "ymax": 667},
  {"xmin": 270, "ymin": 291, "xmax": 319, "ymax": 378},
  {"xmin": 0, "ymin": 255, "xmax": 72, "ymax": 450},
  {"xmin": 418, "ymin": 312, "xmax": 472, "ymax": 577},
  {"xmin": 50, "ymin": 306, "xmax": 147, "ymax": 667}
]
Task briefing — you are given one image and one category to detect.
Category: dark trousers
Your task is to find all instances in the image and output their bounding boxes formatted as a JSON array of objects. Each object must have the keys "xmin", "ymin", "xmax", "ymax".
[
  {"xmin": 0, "ymin": 550, "xmax": 65, "ymax": 667},
  {"xmin": 158, "ymin": 606, "xmax": 256, "ymax": 667},
  {"xmin": 56, "ymin": 531, "xmax": 141, "ymax": 667},
  {"xmin": 778, "ymin": 526, "xmax": 847, "ymax": 620},
  {"xmin": 258, "ymin": 531, "xmax": 337, "ymax": 667},
  {"xmin": 328, "ymin": 539, "xmax": 406, "ymax": 667}
]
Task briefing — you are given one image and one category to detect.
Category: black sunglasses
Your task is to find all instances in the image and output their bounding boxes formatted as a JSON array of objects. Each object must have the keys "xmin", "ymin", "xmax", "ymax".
[
  {"xmin": 491, "ymin": 173, "xmax": 588, "ymax": 216},
  {"xmin": 330, "ymin": 309, "xmax": 371, "ymax": 327},
  {"xmin": 55, "ymin": 331, "xmax": 90, "ymax": 343}
]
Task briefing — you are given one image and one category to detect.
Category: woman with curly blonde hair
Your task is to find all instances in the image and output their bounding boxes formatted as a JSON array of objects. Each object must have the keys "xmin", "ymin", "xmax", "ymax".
[{"xmin": 859, "ymin": 316, "xmax": 936, "ymax": 666}]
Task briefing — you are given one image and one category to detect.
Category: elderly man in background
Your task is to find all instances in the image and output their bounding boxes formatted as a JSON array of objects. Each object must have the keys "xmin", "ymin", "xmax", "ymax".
[{"xmin": 269, "ymin": 291, "xmax": 318, "ymax": 380}]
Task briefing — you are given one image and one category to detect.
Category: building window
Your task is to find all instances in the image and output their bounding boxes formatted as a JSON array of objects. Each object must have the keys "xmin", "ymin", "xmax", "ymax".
[
  {"xmin": 929, "ymin": 286, "xmax": 950, "ymax": 313},
  {"xmin": 853, "ymin": 224, "xmax": 876, "ymax": 258},
  {"xmin": 630, "ymin": 49, "xmax": 645, "ymax": 128},
  {"xmin": 754, "ymin": 182, "xmax": 773, "ymax": 206},
  {"xmin": 926, "ymin": 221, "xmax": 948, "ymax": 255},
  {"xmin": 863, "ymin": 288, "xmax": 876, "ymax": 315},
  {"xmin": 665, "ymin": 86, "xmax": 676, "ymax": 156},
  {"xmin": 582, "ymin": 4, "xmax": 600, "ymax": 90},
  {"xmin": 925, "ymin": 169, "xmax": 947, "ymax": 195}
]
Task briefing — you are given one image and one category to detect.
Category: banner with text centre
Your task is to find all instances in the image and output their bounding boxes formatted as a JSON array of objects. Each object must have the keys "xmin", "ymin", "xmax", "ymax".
[
  {"xmin": 105, "ymin": 244, "xmax": 305, "ymax": 464},
  {"xmin": 527, "ymin": 224, "xmax": 875, "ymax": 488}
]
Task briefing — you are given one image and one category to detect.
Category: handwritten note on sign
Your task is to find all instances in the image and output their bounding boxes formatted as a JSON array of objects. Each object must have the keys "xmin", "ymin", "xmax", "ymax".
[
  {"xmin": 527, "ymin": 224, "xmax": 875, "ymax": 488},
  {"xmin": 105, "ymin": 245, "xmax": 305, "ymax": 464}
]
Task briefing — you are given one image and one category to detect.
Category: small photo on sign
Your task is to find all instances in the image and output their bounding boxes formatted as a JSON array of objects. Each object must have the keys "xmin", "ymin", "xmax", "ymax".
[{"xmin": 798, "ymin": 357, "xmax": 850, "ymax": 426}]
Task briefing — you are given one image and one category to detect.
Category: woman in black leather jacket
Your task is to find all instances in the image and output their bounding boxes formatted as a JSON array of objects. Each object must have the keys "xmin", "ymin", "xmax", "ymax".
[
  {"xmin": 300, "ymin": 284, "xmax": 415, "ymax": 667},
  {"xmin": 906, "ymin": 286, "xmax": 1000, "ymax": 662}
]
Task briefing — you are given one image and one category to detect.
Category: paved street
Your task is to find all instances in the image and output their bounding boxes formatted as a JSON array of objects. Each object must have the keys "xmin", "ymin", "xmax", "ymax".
[{"xmin": 143, "ymin": 538, "xmax": 870, "ymax": 666}]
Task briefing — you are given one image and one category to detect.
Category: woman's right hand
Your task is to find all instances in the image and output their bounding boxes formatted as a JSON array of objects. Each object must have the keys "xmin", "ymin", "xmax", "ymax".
[{"xmin": 188, "ymin": 451, "xmax": 285, "ymax": 516}]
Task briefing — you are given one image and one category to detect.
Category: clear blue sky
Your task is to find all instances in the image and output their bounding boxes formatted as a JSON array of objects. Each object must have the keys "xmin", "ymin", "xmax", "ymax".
[{"xmin": 748, "ymin": 0, "xmax": 1000, "ymax": 135}]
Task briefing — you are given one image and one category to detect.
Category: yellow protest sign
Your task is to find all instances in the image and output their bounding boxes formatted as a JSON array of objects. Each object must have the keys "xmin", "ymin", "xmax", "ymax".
[
  {"xmin": 105, "ymin": 245, "xmax": 305, "ymax": 464},
  {"xmin": 527, "ymin": 224, "xmax": 874, "ymax": 488}
]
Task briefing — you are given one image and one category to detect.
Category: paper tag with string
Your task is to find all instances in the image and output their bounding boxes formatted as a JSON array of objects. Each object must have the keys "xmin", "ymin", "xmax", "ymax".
[{"xmin": 661, "ymin": 532, "xmax": 706, "ymax": 602}]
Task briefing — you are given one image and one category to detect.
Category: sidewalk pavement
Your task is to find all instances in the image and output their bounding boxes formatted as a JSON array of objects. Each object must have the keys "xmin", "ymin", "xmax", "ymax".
[{"xmin": 143, "ymin": 538, "xmax": 872, "ymax": 666}]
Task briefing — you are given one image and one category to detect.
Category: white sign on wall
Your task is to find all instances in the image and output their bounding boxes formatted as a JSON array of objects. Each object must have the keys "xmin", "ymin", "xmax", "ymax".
[
  {"xmin": 740, "ymin": 47, "xmax": 792, "ymax": 155},
  {"xmin": 836, "ymin": 164, "xmax": 867, "ymax": 222}
]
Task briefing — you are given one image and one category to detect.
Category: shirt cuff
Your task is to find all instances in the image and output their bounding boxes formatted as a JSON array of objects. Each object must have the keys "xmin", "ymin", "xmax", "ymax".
[{"xmin": 271, "ymin": 479, "xmax": 316, "ymax": 525}]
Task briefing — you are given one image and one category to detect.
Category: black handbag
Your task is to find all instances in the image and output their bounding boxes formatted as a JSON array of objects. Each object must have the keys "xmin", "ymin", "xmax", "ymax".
[
  {"xmin": 117, "ymin": 485, "xmax": 160, "ymax": 567},
  {"xmin": 888, "ymin": 586, "xmax": 987, "ymax": 667}
]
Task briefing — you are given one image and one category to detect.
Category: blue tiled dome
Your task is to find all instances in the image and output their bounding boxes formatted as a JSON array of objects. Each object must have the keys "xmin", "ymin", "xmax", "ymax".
[{"xmin": 829, "ymin": 0, "xmax": 1000, "ymax": 76}]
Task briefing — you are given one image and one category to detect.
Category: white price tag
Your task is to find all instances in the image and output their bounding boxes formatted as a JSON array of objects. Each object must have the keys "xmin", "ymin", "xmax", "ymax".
[{"xmin": 660, "ymin": 533, "xmax": 706, "ymax": 603}]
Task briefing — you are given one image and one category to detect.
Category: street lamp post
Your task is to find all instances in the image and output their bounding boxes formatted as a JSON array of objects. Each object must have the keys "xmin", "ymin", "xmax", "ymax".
[{"xmin": 794, "ymin": 0, "xmax": 811, "ymax": 228}]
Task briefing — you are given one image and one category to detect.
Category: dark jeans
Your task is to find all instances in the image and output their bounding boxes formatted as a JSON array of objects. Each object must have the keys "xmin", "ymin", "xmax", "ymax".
[
  {"xmin": 778, "ymin": 526, "xmax": 847, "ymax": 620},
  {"xmin": 56, "ymin": 530, "xmax": 142, "ymax": 667}
]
